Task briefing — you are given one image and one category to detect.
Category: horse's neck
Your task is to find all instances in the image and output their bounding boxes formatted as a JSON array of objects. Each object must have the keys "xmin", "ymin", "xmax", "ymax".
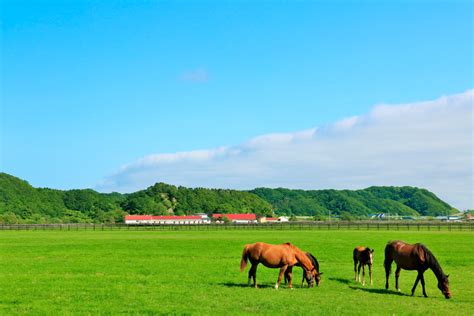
[
  {"xmin": 426, "ymin": 252, "xmax": 445, "ymax": 281},
  {"xmin": 295, "ymin": 250, "xmax": 312, "ymax": 270}
]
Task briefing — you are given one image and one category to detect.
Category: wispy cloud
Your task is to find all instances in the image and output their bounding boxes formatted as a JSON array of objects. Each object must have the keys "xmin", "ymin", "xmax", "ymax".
[
  {"xmin": 97, "ymin": 90, "xmax": 474, "ymax": 210},
  {"xmin": 179, "ymin": 68, "xmax": 209, "ymax": 83}
]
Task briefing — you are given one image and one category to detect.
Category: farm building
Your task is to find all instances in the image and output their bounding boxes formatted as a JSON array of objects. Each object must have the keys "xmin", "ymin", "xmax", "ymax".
[
  {"xmin": 258, "ymin": 217, "xmax": 278, "ymax": 223},
  {"xmin": 212, "ymin": 213, "xmax": 257, "ymax": 224},
  {"xmin": 258, "ymin": 216, "xmax": 290, "ymax": 223},
  {"xmin": 125, "ymin": 215, "xmax": 210, "ymax": 225}
]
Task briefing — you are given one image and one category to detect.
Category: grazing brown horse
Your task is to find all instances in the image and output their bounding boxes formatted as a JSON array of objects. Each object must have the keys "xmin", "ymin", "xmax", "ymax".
[
  {"xmin": 353, "ymin": 246, "xmax": 374, "ymax": 286},
  {"xmin": 284, "ymin": 252, "xmax": 322, "ymax": 287},
  {"xmin": 240, "ymin": 242, "xmax": 316, "ymax": 289},
  {"xmin": 384, "ymin": 240, "xmax": 451, "ymax": 299}
]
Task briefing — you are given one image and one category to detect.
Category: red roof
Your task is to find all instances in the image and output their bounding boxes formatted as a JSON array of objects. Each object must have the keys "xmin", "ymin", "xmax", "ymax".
[
  {"xmin": 152, "ymin": 215, "xmax": 202, "ymax": 220},
  {"xmin": 125, "ymin": 215, "xmax": 202, "ymax": 220},
  {"xmin": 212, "ymin": 213, "xmax": 256, "ymax": 220},
  {"xmin": 265, "ymin": 217, "xmax": 278, "ymax": 221},
  {"xmin": 125, "ymin": 215, "xmax": 153, "ymax": 220}
]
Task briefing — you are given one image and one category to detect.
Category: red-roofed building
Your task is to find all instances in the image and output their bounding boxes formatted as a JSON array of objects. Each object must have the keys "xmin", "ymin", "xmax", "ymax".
[
  {"xmin": 259, "ymin": 217, "xmax": 278, "ymax": 223},
  {"xmin": 125, "ymin": 215, "xmax": 210, "ymax": 225},
  {"xmin": 212, "ymin": 213, "xmax": 257, "ymax": 224},
  {"xmin": 125, "ymin": 215, "xmax": 154, "ymax": 224}
]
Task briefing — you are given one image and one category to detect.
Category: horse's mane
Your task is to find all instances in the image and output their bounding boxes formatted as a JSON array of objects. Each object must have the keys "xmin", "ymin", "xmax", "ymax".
[
  {"xmin": 306, "ymin": 252, "xmax": 319, "ymax": 272},
  {"xmin": 419, "ymin": 244, "xmax": 446, "ymax": 280}
]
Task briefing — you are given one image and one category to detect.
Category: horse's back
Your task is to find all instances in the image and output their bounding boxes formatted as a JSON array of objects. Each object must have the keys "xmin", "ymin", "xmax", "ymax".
[
  {"xmin": 246, "ymin": 242, "xmax": 299, "ymax": 268},
  {"xmin": 354, "ymin": 246, "xmax": 366, "ymax": 256},
  {"xmin": 386, "ymin": 240, "xmax": 425, "ymax": 269}
]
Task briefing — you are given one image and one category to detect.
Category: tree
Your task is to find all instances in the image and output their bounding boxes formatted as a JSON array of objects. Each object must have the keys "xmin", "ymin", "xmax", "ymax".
[{"xmin": 221, "ymin": 215, "xmax": 231, "ymax": 224}]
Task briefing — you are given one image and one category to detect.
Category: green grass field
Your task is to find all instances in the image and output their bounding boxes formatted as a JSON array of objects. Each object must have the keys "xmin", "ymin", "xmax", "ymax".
[{"xmin": 1, "ymin": 229, "xmax": 473, "ymax": 315}]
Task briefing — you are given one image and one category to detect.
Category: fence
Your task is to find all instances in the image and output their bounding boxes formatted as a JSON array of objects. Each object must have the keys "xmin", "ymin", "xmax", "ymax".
[{"xmin": 0, "ymin": 221, "xmax": 473, "ymax": 232}]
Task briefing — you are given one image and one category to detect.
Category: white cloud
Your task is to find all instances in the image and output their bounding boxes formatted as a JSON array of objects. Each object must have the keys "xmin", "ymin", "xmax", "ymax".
[{"xmin": 97, "ymin": 90, "xmax": 474, "ymax": 210}]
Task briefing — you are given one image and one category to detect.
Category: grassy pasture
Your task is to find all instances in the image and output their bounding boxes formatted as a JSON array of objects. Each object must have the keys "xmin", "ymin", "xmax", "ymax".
[{"xmin": 1, "ymin": 229, "xmax": 473, "ymax": 315}]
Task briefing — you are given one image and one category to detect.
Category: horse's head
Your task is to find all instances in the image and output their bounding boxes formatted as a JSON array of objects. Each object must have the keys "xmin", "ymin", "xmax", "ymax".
[
  {"xmin": 303, "ymin": 269, "xmax": 315, "ymax": 288},
  {"xmin": 368, "ymin": 248, "xmax": 374, "ymax": 265},
  {"xmin": 313, "ymin": 269, "xmax": 323, "ymax": 287},
  {"xmin": 438, "ymin": 275, "xmax": 451, "ymax": 299},
  {"xmin": 303, "ymin": 252, "xmax": 322, "ymax": 287},
  {"xmin": 362, "ymin": 248, "xmax": 374, "ymax": 265}
]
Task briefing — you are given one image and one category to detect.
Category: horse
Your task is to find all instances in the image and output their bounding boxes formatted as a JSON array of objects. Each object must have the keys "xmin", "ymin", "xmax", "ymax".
[
  {"xmin": 384, "ymin": 240, "xmax": 451, "ymax": 299},
  {"xmin": 353, "ymin": 246, "xmax": 374, "ymax": 286},
  {"xmin": 284, "ymin": 252, "xmax": 322, "ymax": 287},
  {"xmin": 240, "ymin": 242, "xmax": 316, "ymax": 289}
]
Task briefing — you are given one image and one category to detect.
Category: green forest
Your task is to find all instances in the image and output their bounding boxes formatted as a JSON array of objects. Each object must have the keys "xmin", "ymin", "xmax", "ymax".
[{"xmin": 0, "ymin": 172, "xmax": 456, "ymax": 224}]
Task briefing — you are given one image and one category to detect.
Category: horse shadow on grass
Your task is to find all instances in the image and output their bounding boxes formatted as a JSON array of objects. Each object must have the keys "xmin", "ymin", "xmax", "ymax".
[
  {"xmin": 348, "ymin": 286, "xmax": 408, "ymax": 296},
  {"xmin": 329, "ymin": 277, "xmax": 408, "ymax": 296},
  {"xmin": 328, "ymin": 277, "xmax": 351, "ymax": 285},
  {"xmin": 217, "ymin": 282, "xmax": 276, "ymax": 289}
]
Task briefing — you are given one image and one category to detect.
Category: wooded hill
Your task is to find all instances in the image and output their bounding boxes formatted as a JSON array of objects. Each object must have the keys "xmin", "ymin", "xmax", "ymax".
[{"xmin": 0, "ymin": 172, "xmax": 455, "ymax": 224}]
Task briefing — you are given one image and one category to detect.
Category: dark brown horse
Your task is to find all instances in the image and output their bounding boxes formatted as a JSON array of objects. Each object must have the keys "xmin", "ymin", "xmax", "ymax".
[
  {"xmin": 284, "ymin": 252, "xmax": 322, "ymax": 287},
  {"xmin": 384, "ymin": 240, "xmax": 451, "ymax": 299},
  {"xmin": 353, "ymin": 246, "xmax": 374, "ymax": 286},
  {"xmin": 240, "ymin": 242, "xmax": 316, "ymax": 289}
]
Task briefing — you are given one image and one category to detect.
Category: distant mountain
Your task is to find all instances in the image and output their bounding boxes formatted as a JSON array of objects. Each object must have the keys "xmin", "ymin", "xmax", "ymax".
[
  {"xmin": 0, "ymin": 172, "xmax": 456, "ymax": 224},
  {"xmin": 249, "ymin": 186, "xmax": 455, "ymax": 217}
]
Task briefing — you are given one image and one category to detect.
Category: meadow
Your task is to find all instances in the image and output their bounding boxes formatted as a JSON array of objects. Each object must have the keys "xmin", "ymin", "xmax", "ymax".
[{"xmin": 1, "ymin": 229, "xmax": 473, "ymax": 315}]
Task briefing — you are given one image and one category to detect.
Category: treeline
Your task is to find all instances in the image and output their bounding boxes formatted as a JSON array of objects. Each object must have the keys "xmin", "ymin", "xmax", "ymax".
[
  {"xmin": 0, "ymin": 173, "xmax": 272, "ymax": 224},
  {"xmin": 121, "ymin": 182, "xmax": 272, "ymax": 216},
  {"xmin": 249, "ymin": 186, "xmax": 455, "ymax": 217},
  {"xmin": 0, "ymin": 172, "xmax": 456, "ymax": 224}
]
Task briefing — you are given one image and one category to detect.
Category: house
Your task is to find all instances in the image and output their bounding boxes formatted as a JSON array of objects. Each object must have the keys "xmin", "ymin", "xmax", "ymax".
[
  {"xmin": 124, "ymin": 215, "xmax": 210, "ymax": 225},
  {"xmin": 435, "ymin": 215, "xmax": 462, "ymax": 222},
  {"xmin": 125, "ymin": 215, "xmax": 154, "ymax": 225},
  {"xmin": 258, "ymin": 217, "xmax": 278, "ymax": 223},
  {"xmin": 212, "ymin": 213, "xmax": 257, "ymax": 224},
  {"xmin": 278, "ymin": 216, "xmax": 289, "ymax": 222}
]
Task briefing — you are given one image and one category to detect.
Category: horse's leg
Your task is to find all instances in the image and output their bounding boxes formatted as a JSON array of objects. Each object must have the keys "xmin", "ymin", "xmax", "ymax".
[
  {"xmin": 275, "ymin": 265, "xmax": 288, "ymax": 289},
  {"xmin": 362, "ymin": 264, "xmax": 366, "ymax": 286},
  {"xmin": 411, "ymin": 272, "xmax": 421, "ymax": 296},
  {"xmin": 420, "ymin": 272, "xmax": 428, "ymax": 297},
  {"xmin": 369, "ymin": 264, "xmax": 373, "ymax": 286},
  {"xmin": 395, "ymin": 266, "xmax": 401, "ymax": 292},
  {"xmin": 286, "ymin": 267, "xmax": 293, "ymax": 289},
  {"xmin": 354, "ymin": 258, "xmax": 358, "ymax": 281},
  {"xmin": 283, "ymin": 266, "xmax": 292, "ymax": 286},
  {"xmin": 301, "ymin": 269, "xmax": 305, "ymax": 288},
  {"xmin": 384, "ymin": 255, "xmax": 393, "ymax": 290},
  {"xmin": 357, "ymin": 263, "xmax": 362, "ymax": 283},
  {"xmin": 249, "ymin": 264, "xmax": 258, "ymax": 288}
]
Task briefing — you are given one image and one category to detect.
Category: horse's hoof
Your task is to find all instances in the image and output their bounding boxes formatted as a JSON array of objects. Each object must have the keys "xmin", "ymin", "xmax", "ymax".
[
  {"xmin": 274, "ymin": 285, "xmax": 279, "ymax": 290},
  {"xmin": 397, "ymin": 289, "xmax": 401, "ymax": 292}
]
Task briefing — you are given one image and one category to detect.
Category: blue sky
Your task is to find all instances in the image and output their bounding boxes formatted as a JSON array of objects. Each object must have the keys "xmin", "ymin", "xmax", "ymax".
[{"xmin": 1, "ymin": 1, "xmax": 473, "ymax": 208}]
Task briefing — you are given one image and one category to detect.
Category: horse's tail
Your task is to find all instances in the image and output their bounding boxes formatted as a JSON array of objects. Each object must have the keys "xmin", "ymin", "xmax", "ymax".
[
  {"xmin": 384, "ymin": 242, "xmax": 394, "ymax": 275},
  {"xmin": 353, "ymin": 248, "xmax": 358, "ymax": 263},
  {"xmin": 240, "ymin": 244, "xmax": 250, "ymax": 272}
]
